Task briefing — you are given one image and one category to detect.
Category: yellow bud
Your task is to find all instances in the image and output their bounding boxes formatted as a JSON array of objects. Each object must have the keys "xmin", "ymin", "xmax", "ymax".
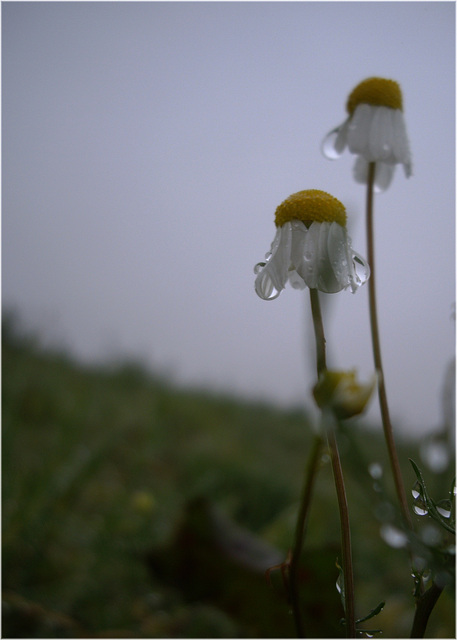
[
  {"xmin": 313, "ymin": 370, "xmax": 375, "ymax": 420},
  {"xmin": 346, "ymin": 77, "xmax": 403, "ymax": 115},
  {"xmin": 274, "ymin": 190, "xmax": 347, "ymax": 228}
]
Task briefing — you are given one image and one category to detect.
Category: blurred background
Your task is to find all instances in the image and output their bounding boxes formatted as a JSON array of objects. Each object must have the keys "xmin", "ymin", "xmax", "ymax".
[
  {"xmin": 2, "ymin": 2, "xmax": 455, "ymax": 638},
  {"xmin": 2, "ymin": 0, "xmax": 455, "ymax": 435}
]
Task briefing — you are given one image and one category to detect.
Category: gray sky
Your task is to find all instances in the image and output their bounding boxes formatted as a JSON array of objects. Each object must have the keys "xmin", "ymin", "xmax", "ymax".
[{"xmin": 3, "ymin": 1, "xmax": 455, "ymax": 435}]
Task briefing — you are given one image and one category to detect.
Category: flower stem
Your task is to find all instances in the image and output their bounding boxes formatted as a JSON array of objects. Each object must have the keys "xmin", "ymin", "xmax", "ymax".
[
  {"xmin": 309, "ymin": 288, "xmax": 326, "ymax": 377},
  {"xmin": 410, "ymin": 582, "xmax": 444, "ymax": 638},
  {"xmin": 289, "ymin": 433, "xmax": 324, "ymax": 637},
  {"xmin": 327, "ymin": 424, "xmax": 356, "ymax": 638},
  {"xmin": 365, "ymin": 162, "xmax": 412, "ymax": 530},
  {"xmin": 309, "ymin": 288, "xmax": 356, "ymax": 638}
]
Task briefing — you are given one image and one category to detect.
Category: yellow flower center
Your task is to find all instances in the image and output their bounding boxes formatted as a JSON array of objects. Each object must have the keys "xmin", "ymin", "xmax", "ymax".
[
  {"xmin": 346, "ymin": 77, "xmax": 403, "ymax": 115},
  {"xmin": 274, "ymin": 190, "xmax": 347, "ymax": 228}
]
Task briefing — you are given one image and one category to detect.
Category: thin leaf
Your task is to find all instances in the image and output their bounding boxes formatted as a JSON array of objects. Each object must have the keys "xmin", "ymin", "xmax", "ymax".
[
  {"xmin": 409, "ymin": 459, "xmax": 455, "ymax": 535},
  {"xmin": 356, "ymin": 601, "xmax": 385, "ymax": 624}
]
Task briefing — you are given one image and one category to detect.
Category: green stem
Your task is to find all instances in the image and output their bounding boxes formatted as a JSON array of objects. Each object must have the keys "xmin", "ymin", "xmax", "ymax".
[
  {"xmin": 309, "ymin": 288, "xmax": 356, "ymax": 638},
  {"xmin": 365, "ymin": 162, "xmax": 412, "ymax": 530},
  {"xmin": 309, "ymin": 288, "xmax": 326, "ymax": 377},
  {"xmin": 289, "ymin": 433, "xmax": 324, "ymax": 637},
  {"xmin": 327, "ymin": 425, "xmax": 356, "ymax": 638},
  {"xmin": 410, "ymin": 582, "xmax": 444, "ymax": 638}
]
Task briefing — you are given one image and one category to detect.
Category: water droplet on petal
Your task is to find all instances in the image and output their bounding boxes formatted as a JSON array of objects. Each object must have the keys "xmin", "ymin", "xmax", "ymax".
[
  {"xmin": 254, "ymin": 262, "xmax": 266, "ymax": 274},
  {"xmin": 322, "ymin": 128, "xmax": 344, "ymax": 159},
  {"xmin": 352, "ymin": 252, "xmax": 370, "ymax": 286}
]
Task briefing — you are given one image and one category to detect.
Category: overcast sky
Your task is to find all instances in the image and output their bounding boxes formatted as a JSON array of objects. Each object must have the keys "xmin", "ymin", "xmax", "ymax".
[{"xmin": 3, "ymin": 1, "xmax": 455, "ymax": 435}]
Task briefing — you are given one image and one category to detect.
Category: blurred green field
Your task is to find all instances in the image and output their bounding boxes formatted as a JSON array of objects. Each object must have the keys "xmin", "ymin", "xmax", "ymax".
[{"xmin": 2, "ymin": 316, "xmax": 455, "ymax": 638}]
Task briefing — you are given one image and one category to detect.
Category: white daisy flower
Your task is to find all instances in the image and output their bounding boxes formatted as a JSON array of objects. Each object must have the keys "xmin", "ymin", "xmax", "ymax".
[
  {"xmin": 322, "ymin": 77, "xmax": 412, "ymax": 192},
  {"xmin": 254, "ymin": 190, "xmax": 369, "ymax": 300}
]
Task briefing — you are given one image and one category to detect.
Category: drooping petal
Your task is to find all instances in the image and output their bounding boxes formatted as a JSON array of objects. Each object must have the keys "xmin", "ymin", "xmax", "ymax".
[
  {"xmin": 297, "ymin": 222, "xmax": 341, "ymax": 293},
  {"xmin": 289, "ymin": 220, "xmax": 307, "ymax": 270},
  {"xmin": 352, "ymin": 156, "xmax": 395, "ymax": 192},
  {"xmin": 254, "ymin": 224, "xmax": 292, "ymax": 300},
  {"xmin": 288, "ymin": 220, "xmax": 307, "ymax": 289},
  {"xmin": 368, "ymin": 106, "xmax": 396, "ymax": 163},
  {"xmin": 298, "ymin": 222, "xmax": 320, "ymax": 290},
  {"xmin": 373, "ymin": 162, "xmax": 395, "ymax": 191},
  {"xmin": 316, "ymin": 223, "xmax": 343, "ymax": 293},
  {"xmin": 327, "ymin": 222, "xmax": 352, "ymax": 289},
  {"xmin": 288, "ymin": 269, "xmax": 306, "ymax": 290},
  {"xmin": 347, "ymin": 104, "xmax": 372, "ymax": 157},
  {"xmin": 391, "ymin": 109, "xmax": 412, "ymax": 175}
]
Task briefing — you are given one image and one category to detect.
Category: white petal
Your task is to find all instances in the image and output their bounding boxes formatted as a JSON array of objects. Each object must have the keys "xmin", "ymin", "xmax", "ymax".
[
  {"xmin": 347, "ymin": 104, "xmax": 373, "ymax": 157},
  {"xmin": 290, "ymin": 220, "xmax": 307, "ymax": 270},
  {"xmin": 352, "ymin": 156, "xmax": 395, "ymax": 192},
  {"xmin": 374, "ymin": 162, "xmax": 395, "ymax": 192},
  {"xmin": 299, "ymin": 222, "xmax": 320, "ymax": 289},
  {"xmin": 392, "ymin": 109, "xmax": 412, "ymax": 175},
  {"xmin": 254, "ymin": 224, "xmax": 292, "ymax": 300},
  {"xmin": 368, "ymin": 107, "xmax": 396, "ymax": 162},
  {"xmin": 327, "ymin": 222, "xmax": 351, "ymax": 289},
  {"xmin": 316, "ymin": 223, "xmax": 343, "ymax": 293},
  {"xmin": 297, "ymin": 223, "xmax": 341, "ymax": 293},
  {"xmin": 353, "ymin": 155, "xmax": 369, "ymax": 184},
  {"xmin": 288, "ymin": 270, "xmax": 306, "ymax": 290}
]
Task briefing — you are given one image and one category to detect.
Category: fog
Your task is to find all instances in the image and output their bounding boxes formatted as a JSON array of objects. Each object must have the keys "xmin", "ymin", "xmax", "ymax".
[{"xmin": 3, "ymin": 1, "xmax": 455, "ymax": 435}]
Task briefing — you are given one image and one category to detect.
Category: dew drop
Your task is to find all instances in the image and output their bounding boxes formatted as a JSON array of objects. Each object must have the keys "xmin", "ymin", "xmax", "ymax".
[
  {"xmin": 380, "ymin": 524, "xmax": 408, "ymax": 548},
  {"xmin": 420, "ymin": 524, "xmax": 442, "ymax": 546},
  {"xmin": 413, "ymin": 504, "xmax": 428, "ymax": 516},
  {"xmin": 412, "ymin": 556, "xmax": 427, "ymax": 572},
  {"xmin": 352, "ymin": 252, "xmax": 370, "ymax": 286},
  {"xmin": 369, "ymin": 462, "xmax": 383, "ymax": 479},
  {"xmin": 420, "ymin": 439, "xmax": 450, "ymax": 473},
  {"xmin": 411, "ymin": 480, "xmax": 422, "ymax": 501},
  {"xmin": 254, "ymin": 262, "xmax": 265, "ymax": 274},
  {"xmin": 436, "ymin": 499, "xmax": 452, "ymax": 519},
  {"xmin": 322, "ymin": 129, "xmax": 343, "ymax": 160}
]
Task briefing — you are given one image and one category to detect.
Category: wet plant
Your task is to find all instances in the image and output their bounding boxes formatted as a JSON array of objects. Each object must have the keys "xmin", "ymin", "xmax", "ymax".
[{"xmin": 253, "ymin": 77, "xmax": 454, "ymax": 638}]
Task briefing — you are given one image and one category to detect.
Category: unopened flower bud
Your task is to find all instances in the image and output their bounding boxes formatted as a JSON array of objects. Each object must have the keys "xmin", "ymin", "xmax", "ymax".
[{"xmin": 313, "ymin": 369, "xmax": 375, "ymax": 420}]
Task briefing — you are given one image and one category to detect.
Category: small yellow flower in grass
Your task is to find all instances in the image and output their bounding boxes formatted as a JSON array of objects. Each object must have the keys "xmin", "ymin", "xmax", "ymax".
[
  {"xmin": 322, "ymin": 77, "xmax": 412, "ymax": 191},
  {"xmin": 313, "ymin": 369, "xmax": 376, "ymax": 420},
  {"xmin": 254, "ymin": 190, "xmax": 369, "ymax": 300}
]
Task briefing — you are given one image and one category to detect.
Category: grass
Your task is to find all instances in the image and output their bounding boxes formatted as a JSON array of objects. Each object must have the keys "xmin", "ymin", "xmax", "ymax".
[{"xmin": 2, "ymin": 314, "xmax": 455, "ymax": 637}]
